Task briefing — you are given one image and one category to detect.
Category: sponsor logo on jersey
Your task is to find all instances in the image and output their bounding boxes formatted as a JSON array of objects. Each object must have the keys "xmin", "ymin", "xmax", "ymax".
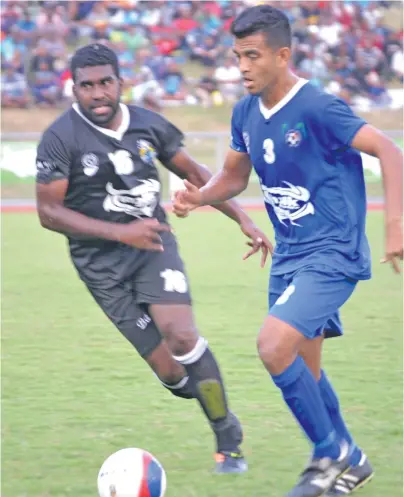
[
  {"xmin": 285, "ymin": 129, "xmax": 302, "ymax": 147},
  {"xmin": 137, "ymin": 139, "xmax": 157, "ymax": 166},
  {"xmin": 81, "ymin": 153, "xmax": 99, "ymax": 176},
  {"xmin": 260, "ymin": 181, "xmax": 315, "ymax": 226},
  {"xmin": 103, "ymin": 179, "xmax": 160, "ymax": 217}
]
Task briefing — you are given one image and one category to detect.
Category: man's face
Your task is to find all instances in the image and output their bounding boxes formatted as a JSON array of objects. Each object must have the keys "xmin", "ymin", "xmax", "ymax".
[
  {"xmin": 233, "ymin": 32, "xmax": 290, "ymax": 96},
  {"xmin": 73, "ymin": 64, "xmax": 122, "ymax": 126}
]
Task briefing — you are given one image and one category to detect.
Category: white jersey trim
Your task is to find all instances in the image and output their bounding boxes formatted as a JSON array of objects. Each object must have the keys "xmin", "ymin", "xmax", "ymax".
[
  {"xmin": 72, "ymin": 102, "xmax": 130, "ymax": 141},
  {"xmin": 259, "ymin": 78, "xmax": 309, "ymax": 120}
]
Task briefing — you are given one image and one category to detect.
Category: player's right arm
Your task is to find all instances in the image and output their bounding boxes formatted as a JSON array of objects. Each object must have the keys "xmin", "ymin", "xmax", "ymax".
[
  {"xmin": 173, "ymin": 149, "xmax": 251, "ymax": 215},
  {"xmin": 173, "ymin": 101, "xmax": 252, "ymax": 215},
  {"xmin": 36, "ymin": 131, "xmax": 169, "ymax": 251}
]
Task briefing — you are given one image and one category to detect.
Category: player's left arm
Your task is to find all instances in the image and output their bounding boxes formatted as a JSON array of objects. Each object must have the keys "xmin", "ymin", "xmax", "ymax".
[
  {"xmin": 155, "ymin": 114, "xmax": 272, "ymax": 265},
  {"xmin": 164, "ymin": 148, "xmax": 273, "ymax": 266},
  {"xmin": 351, "ymin": 124, "xmax": 403, "ymax": 272}
]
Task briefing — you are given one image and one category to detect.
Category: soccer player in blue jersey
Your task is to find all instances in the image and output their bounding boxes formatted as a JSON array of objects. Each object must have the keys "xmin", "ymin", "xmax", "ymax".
[{"xmin": 172, "ymin": 4, "xmax": 403, "ymax": 497}]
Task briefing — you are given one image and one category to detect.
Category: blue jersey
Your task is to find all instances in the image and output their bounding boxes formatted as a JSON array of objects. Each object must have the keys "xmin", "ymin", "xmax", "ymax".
[{"xmin": 231, "ymin": 79, "xmax": 371, "ymax": 280}]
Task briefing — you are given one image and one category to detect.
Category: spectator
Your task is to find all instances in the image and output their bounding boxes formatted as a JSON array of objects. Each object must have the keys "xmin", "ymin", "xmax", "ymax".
[
  {"xmin": 36, "ymin": 33, "xmax": 67, "ymax": 59},
  {"xmin": 317, "ymin": 12, "xmax": 344, "ymax": 48},
  {"xmin": 31, "ymin": 60, "xmax": 61, "ymax": 107},
  {"xmin": 365, "ymin": 69, "xmax": 391, "ymax": 105},
  {"xmin": 161, "ymin": 59, "xmax": 187, "ymax": 101},
  {"xmin": 195, "ymin": 66, "xmax": 220, "ymax": 107},
  {"xmin": 91, "ymin": 20, "xmax": 111, "ymax": 42},
  {"xmin": 16, "ymin": 10, "xmax": 37, "ymax": 46},
  {"xmin": 139, "ymin": 47, "xmax": 167, "ymax": 80},
  {"xmin": 298, "ymin": 52, "xmax": 330, "ymax": 88},
  {"xmin": 214, "ymin": 57, "xmax": 242, "ymax": 103},
  {"xmin": 109, "ymin": 2, "xmax": 141, "ymax": 27},
  {"xmin": 67, "ymin": 1, "xmax": 98, "ymax": 23},
  {"xmin": 192, "ymin": 34, "xmax": 221, "ymax": 67},
  {"xmin": 29, "ymin": 43, "xmax": 55, "ymax": 73},
  {"xmin": 131, "ymin": 66, "xmax": 163, "ymax": 112},
  {"xmin": 121, "ymin": 25, "xmax": 149, "ymax": 52},
  {"xmin": 1, "ymin": 26, "xmax": 26, "ymax": 65},
  {"xmin": 356, "ymin": 34, "xmax": 388, "ymax": 74},
  {"xmin": 390, "ymin": 44, "xmax": 404, "ymax": 82},
  {"xmin": 172, "ymin": 4, "xmax": 199, "ymax": 35},
  {"xmin": 114, "ymin": 41, "xmax": 136, "ymax": 82},
  {"xmin": 1, "ymin": 64, "xmax": 30, "ymax": 108},
  {"xmin": 139, "ymin": 1, "xmax": 162, "ymax": 27},
  {"xmin": 1, "ymin": 0, "xmax": 401, "ymax": 112},
  {"xmin": 1, "ymin": 1, "xmax": 24, "ymax": 34},
  {"xmin": 9, "ymin": 48, "xmax": 24, "ymax": 74},
  {"xmin": 36, "ymin": 3, "xmax": 68, "ymax": 36},
  {"xmin": 83, "ymin": 1, "xmax": 110, "ymax": 27}
]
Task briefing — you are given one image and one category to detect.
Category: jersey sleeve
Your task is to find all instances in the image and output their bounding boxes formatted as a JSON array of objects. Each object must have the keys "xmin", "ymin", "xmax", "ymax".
[
  {"xmin": 230, "ymin": 102, "xmax": 247, "ymax": 153},
  {"xmin": 323, "ymin": 97, "xmax": 367, "ymax": 147},
  {"xmin": 36, "ymin": 130, "xmax": 71, "ymax": 184},
  {"xmin": 155, "ymin": 116, "xmax": 185, "ymax": 164}
]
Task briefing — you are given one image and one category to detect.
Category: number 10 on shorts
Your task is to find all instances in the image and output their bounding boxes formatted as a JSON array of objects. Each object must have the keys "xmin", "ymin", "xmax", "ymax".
[{"xmin": 160, "ymin": 269, "xmax": 188, "ymax": 293}]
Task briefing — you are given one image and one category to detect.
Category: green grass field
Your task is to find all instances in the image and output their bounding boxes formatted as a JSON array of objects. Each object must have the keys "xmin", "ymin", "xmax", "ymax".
[{"xmin": 2, "ymin": 211, "xmax": 403, "ymax": 497}]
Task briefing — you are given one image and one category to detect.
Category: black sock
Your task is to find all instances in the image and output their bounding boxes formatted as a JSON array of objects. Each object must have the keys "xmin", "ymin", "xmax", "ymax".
[
  {"xmin": 174, "ymin": 337, "xmax": 242, "ymax": 452},
  {"xmin": 155, "ymin": 374, "xmax": 194, "ymax": 400}
]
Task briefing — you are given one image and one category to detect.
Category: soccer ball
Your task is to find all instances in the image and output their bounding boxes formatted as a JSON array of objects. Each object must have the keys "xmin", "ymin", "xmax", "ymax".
[{"xmin": 97, "ymin": 448, "xmax": 167, "ymax": 497}]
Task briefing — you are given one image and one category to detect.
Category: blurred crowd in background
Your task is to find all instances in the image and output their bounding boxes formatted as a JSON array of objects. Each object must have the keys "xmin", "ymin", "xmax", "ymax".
[{"xmin": 1, "ymin": 0, "xmax": 403, "ymax": 112}]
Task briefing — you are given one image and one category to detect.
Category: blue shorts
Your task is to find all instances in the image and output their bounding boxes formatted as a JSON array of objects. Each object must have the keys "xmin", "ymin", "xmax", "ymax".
[{"xmin": 268, "ymin": 266, "xmax": 357, "ymax": 339}]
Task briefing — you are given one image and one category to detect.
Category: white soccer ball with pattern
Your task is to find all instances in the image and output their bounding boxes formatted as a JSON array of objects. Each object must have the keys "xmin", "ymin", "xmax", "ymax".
[{"xmin": 97, "ymin": 448, "xmax": 166, "ymax": 497}]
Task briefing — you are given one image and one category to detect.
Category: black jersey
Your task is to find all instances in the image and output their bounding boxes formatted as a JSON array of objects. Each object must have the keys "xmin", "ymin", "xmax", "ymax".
[{"xmin": 36, "ymin": 103, "xmax": 184, "ymax": 247}]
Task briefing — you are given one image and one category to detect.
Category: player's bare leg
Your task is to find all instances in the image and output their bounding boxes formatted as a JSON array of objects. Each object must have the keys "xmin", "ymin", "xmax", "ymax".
[
  {"xmin": 258, "ymin": 316, "xmax": 351, "ymax": 497},
  {"xmin": 298, "ymin": 335, "xmax": 324, "ymax": 380},
  {"xmin": 144, "ymin": 341, "xmax": 194, "ymax": 399},
  {"xmin": 298, "ymin": 338, "xmax": 374, "ymax": 495},
  {"xmin": 149, "ymin": 304, "xmax": 247, "ymax": 474}
]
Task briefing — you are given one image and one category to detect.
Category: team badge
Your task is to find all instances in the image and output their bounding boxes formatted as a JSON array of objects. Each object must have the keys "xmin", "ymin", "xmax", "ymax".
[
  {"xmin": 285, "ymin": 129, "xmax": 302, "ymax": 147},
  {"xmin": 81, "ymin": 153, "xmax": 99, "ymax": 176},
  {"xmin": 137, "ymin": 139, "xmax": 157, "ymax": 166}
]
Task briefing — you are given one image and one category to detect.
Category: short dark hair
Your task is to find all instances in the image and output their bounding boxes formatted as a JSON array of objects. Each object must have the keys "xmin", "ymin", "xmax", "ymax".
[
  {"xmin": 231, "ymin": 5, "xmax": 291, "ymax": 49},
  {"xmin": 70, "ymin": 43, "xmax": 120, "ymax": 82}
]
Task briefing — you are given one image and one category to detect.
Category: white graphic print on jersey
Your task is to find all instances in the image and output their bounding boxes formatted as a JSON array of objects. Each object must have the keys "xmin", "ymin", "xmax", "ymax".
[
  {"xmin": 260, "ymin": 181, "xmax": 315, "ymax": 226},
  {"xmin": 108, "ymin": 150, "xmax": 135, "ymax": 175},
  {"xmin": 103, "ymin": 179, "xmax": 160, "ymax": 217}
]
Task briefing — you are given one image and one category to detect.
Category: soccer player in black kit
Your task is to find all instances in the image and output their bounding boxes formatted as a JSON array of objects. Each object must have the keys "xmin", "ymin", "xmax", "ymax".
[{"xmin": 35, "ymin": 43, "xmax": 273, "ymax": 473}]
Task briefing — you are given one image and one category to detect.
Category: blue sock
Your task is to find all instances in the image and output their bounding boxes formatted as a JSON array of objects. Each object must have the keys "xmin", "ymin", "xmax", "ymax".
[
  {"xmin": 318, "ymin": 370, "xmax": 362, "ymax": 466},
  {"xmin": 272, "ymin": 356, "xmax": 341, "ymax": 460}
]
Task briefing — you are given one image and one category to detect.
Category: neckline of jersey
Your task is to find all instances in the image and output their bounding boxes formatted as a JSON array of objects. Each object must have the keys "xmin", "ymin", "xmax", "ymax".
[
  {"xmin": 258, "ymin": 78, "xmax": 309, "ymax": 121},
  {"xmin": 72, "ymin": 102, "xmax": 130, "ymax": 141}
]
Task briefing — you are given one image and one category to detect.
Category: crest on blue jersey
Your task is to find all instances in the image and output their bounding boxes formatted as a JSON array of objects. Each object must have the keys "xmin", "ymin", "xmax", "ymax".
[{"xmin": 285, "ymin": 129, "xmax": 302, "ymax": 147}]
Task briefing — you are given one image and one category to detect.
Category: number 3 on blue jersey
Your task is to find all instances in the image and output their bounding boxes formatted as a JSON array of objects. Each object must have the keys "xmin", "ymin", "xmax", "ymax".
[{"xmin": 263, "ymin": 138, "xmax": 275, "ymax": 164}]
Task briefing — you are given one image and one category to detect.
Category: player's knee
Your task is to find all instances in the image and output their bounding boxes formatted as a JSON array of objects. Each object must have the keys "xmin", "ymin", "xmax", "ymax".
[
  {"xmin": 158, "ymin": 319, "xmax": 198, "ymax": 356},
  {"xmin": 159, "ymin": 375, "xmax": 195, "ymax": 400},
  {"xmin": 257, "ymin": 317, "xmax": 301, "ymax": 374},
  {"xmin": 257, "ymin": 331, "xmax": 280, "ymax": 371}
]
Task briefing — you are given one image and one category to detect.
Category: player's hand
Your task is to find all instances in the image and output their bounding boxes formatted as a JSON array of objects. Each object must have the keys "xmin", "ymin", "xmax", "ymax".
[
  {"xmin": 172, "ymin": 180, "xmax": 203, "ymax": 218},
  {"xmin": 240, "ymin": 219, "xmax": 273, "ymax": 268},
  {"xmin": 381, "ymin": 218, "xmax": 403, "ymax": 273},
  {"xmin": 114, "ymin": 219, "xmax": 171, "ymax": 251}
]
